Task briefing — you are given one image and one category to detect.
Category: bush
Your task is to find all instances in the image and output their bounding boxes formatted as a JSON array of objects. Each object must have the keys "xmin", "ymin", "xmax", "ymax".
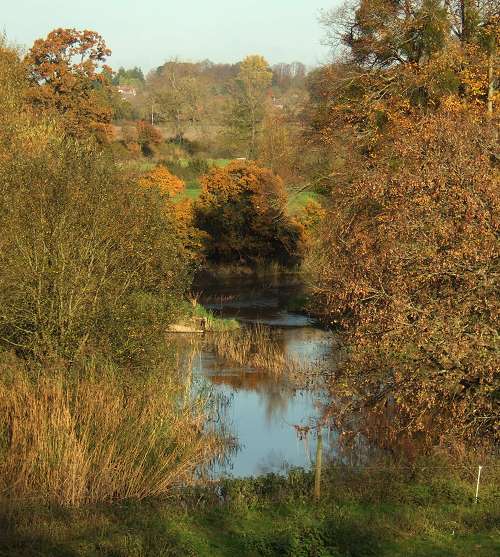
[
  {"xmin": 195, "ymin": 160, "xmax": 303, "ymax": 265},
  {"xmin": 136, "ymin": 120, "xmax": 163, "ymax": 156},
  {"xmin": 306, "ymin": 112, "xmax": 499, "ymax": 446},
  {"xmin": 162, "ymin": 158, "xmax": 211, "ymax": 183},
  {"xmin": 138, "ymin": 164, "xmax": 185, "ymax": 196},
  {"xmin": 0, "ymin": 45, "xmax": 191, "ymax": 363}
]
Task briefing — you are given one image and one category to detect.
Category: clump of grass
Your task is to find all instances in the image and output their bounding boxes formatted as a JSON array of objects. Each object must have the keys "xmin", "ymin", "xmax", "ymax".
[
  {"xmin": 209, "ymin": 325, "xmax": 306, "ymax": 377},
  {"xmin": 195, "ymin": 306, "xmax": 240, "ymax": 332},
  {"xmin": 0, "ymin": 354, "xmax": 226, "ymax": 507},
  {"xmin": 178, "ymin": 298, "xmax": 240, "ymax": 332}
]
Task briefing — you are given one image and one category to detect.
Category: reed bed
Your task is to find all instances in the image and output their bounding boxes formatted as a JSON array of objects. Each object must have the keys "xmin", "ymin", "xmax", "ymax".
[
  {"xmin": 209, "ymin": 325, "xmax": 307, "ymax": 377},
  {"xmin": 0, "ymin": 355, "xmax": 224, "ymax": 507}
]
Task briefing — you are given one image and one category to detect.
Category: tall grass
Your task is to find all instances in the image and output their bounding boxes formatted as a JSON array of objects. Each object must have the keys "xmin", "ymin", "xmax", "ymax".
[{"xmin": 0, "ymin": 354, "xmax": 224, "ymax": 507}]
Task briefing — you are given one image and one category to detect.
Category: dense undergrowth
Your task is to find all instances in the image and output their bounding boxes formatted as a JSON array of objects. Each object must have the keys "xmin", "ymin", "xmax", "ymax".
[{"xmin": 0, "ymin": 352, "xmax": 226, "ymax": 507}]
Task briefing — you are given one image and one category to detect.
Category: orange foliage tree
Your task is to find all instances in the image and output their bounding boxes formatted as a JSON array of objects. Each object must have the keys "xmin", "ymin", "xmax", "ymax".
[
  {"xmin": 195, "ymin": 161, "xmax": 302, "ymax": 265},
  {"xmin": 24, "ymin": 28, "xmax": 113, "ymax": 141},
  {"xmin": 138, "ymin": 165, "xmax": 185, "ymax": 196},
  {"xmin": 137, "ymin": 167, "xmax": 207, "ymax": 267}
]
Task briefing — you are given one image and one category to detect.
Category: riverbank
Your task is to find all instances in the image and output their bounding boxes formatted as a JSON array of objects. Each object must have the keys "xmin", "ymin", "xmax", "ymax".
[
  {"xmin": 2, "ymin": 463, "xmax": 498, "ymax": 556},
  {"xmin": 171, "ymin": 301, "xmax": 240, "ymax": 333}
]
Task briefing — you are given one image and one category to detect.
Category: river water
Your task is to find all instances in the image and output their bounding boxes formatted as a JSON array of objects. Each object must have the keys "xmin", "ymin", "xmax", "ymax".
[{"xmin": 193, "ymin": 274, "xmax": 336, "ymax": 477}]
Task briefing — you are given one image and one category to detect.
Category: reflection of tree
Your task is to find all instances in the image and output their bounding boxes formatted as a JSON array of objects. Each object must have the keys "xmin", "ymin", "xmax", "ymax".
[{"xmin": 208, "ymin": 369, "xmax": 293, "ymax": 426}]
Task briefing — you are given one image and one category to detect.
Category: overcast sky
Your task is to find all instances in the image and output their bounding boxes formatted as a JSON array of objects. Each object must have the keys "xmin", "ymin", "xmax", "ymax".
[{"xmin": 3, "ymin": 0, "xmax": 339, "ymax": 72}]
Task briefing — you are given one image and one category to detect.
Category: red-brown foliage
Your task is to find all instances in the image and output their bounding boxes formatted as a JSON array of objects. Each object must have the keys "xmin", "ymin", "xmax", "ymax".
[
  {"xmin": 307, "ymin": 112, "xmax": 499, "ymax": 446},
  {"xmin": 25, "ymin": 28, "xmax": 113, "ymax": 141}
]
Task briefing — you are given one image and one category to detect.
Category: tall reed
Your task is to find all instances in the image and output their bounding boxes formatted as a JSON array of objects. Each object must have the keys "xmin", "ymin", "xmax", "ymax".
[
  {"xmin": 0, "ymin": 355, "xmax": 224, "ymax": 506},
  {"xmin": 209, "ymin": 325, "xmax": 307, "ymax": 377}
]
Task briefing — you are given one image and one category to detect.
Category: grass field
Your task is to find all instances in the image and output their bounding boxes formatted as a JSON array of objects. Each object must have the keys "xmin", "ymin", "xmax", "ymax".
[
  {"xmin": 122, "ymin": 157, "xmax": 325, "ymax": 214},
  {"xmin": 286, "ymin": 190, "xmax": 324, "ymax": 214},
  {"xmin": 2, "ymin": 466, "xmax": 498, "ymax": 556}
]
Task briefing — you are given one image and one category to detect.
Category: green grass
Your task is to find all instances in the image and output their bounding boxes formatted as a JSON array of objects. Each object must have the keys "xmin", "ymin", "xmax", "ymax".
[
  {"xmin": 192, "ymin": 303, "xmax": 240, "ymax": 332},
  {"xmin": 175, "ymin": 185, "xmax": 326, "ymax": 211},
  {"xmin": 178, "ymin": 300, "xmax": 240, "ymax": 332},
  {"xmin": 118, "ymin": 160, "xmax": 157, "ymax": 173},
  {"xmin": 173, "ymin": 158, "xmax": 231, "ymax": 169},
  {"xmin": 178, "ymin": 181, "xmax": 202, "ymax": 201},
  {"xmin": 1, "ymin": 467, "xmax": 498, "ymax": 556},
  {"xmin": 287, "ymin": 191, "xmax": 324, "ymax": 215}
]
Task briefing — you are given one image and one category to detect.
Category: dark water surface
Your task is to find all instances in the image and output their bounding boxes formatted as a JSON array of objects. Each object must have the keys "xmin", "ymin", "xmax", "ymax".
[{"xmin": 193, "ymin": 274, "xmax": 335, "ymax": 477}]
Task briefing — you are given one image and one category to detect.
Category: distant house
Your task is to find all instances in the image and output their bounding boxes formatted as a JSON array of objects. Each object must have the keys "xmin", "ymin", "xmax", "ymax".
[{"xmin": 116, "ymin": 85, "xmax": 137, "ymax": 99}]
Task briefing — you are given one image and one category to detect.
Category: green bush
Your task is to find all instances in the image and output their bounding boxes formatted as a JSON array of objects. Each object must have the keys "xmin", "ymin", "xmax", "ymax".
[{"xmin": 0, "ymin": 47, "xmax": 191, "ymax": 362}]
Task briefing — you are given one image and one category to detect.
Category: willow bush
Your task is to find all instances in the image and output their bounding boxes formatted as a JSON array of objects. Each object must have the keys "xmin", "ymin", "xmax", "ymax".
[{"xmin": 0, "ymin": 43, "xmax": 191, "ymax": 363}]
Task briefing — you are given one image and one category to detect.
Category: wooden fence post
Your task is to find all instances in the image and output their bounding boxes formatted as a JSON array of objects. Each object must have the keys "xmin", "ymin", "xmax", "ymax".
[{"xmin": 314, "ymin": 429, "xmax": 323, "ymax": 501}]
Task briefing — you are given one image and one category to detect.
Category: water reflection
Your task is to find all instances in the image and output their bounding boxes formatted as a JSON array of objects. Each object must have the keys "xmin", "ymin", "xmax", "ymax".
[{"xmin": 190, "ymin": 273, "xmax": 336, "ymax": 477}]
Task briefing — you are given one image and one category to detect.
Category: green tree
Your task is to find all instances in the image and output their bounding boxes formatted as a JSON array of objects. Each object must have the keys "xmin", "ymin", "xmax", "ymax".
[
  {"xmin": 113, "ymin": 66, "xmax": 145, "ymax": 87},
  {"xmin": 229, "ymin": 55, "xmax": 273, "ymax": 158}
]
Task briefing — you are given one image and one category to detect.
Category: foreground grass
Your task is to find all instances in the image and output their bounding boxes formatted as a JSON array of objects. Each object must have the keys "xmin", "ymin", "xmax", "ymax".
[{"xmin": 2, "ymin": 467, "xmax": 498, "ymax": 556}]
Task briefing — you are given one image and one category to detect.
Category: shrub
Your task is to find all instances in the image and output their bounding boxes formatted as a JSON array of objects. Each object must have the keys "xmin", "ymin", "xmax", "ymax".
[
  {"xmin": 306, "ymin": 112, "xmax": 499, "ymax": 446},
  {"xmin": 0, "ymin": 45, "xmax": 191, "ymax": 363},
  {"xmin": 138, "ymin": 164, "xmax": 185, "ymax": 196},
  {"xmin": 195, "ymin": 160, "xmax": 303, "ymax": 265},
  {"xmin": 136, "ymin": 120, "xmax": 163, "ymax": 156}
]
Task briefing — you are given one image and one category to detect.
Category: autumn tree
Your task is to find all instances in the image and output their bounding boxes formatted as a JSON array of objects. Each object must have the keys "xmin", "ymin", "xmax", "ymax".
[
  {"xmin": 321, "ymin": 0, "xmax": 450, "ymax": 67},
  {"xmin": 312, "ymin": 0, "xmax": 498, "ymax": 148},
  {"xmin": 303, "ymin": 0, "xmax": 499, "ymax": 449},
  {"xmin": 149, "ymin": 61, "xmax": 206, "ymax": 141},
  {"xmin": 228, "ymin": 55, "xmax": 273, "ymax": 158},
  {"xmin": 138, "ymin": 165, "xmax": 185, "ymax": 196},
  {"xmin": 195, "ymin": 161, "xmax": 302, "ymax": 265},
  {"xmin": 136, "ymin": 120, "xmax": 163, "ymax": 156},
  {"xmin": 272, "ymin": 61, "xmax": 306, "ymax": 91},
  {"xmin": 306, "ymin": 111, "xmax": 499, "ymax": 447},
  {"xmin": 257, "ymin": 106, "xmax": 304, "ymax": 184},
  {"xmin": 24, "ymin": 28, "xmax": 114, "ymax": 141}
]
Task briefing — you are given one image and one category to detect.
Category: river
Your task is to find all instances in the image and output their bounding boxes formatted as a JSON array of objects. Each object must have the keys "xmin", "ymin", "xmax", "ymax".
[{"xmin": 192, "ymin": 273, "xmax": 336, "ymax": 477}]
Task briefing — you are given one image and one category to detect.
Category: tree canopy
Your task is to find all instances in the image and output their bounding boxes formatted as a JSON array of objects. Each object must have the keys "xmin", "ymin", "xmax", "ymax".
[
  {"xmin": 195, "ymin": 161, "xmax": 302, "ymax": 265},
  {"xmin": 25, "ymin": 28, "xmax": 114, "ymax": 141}
]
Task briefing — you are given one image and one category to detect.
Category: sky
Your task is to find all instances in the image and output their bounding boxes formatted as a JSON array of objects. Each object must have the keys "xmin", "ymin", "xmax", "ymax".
[{"xmin": 2, "ymin": 0, "xmax": 339, "ymax": 73}]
